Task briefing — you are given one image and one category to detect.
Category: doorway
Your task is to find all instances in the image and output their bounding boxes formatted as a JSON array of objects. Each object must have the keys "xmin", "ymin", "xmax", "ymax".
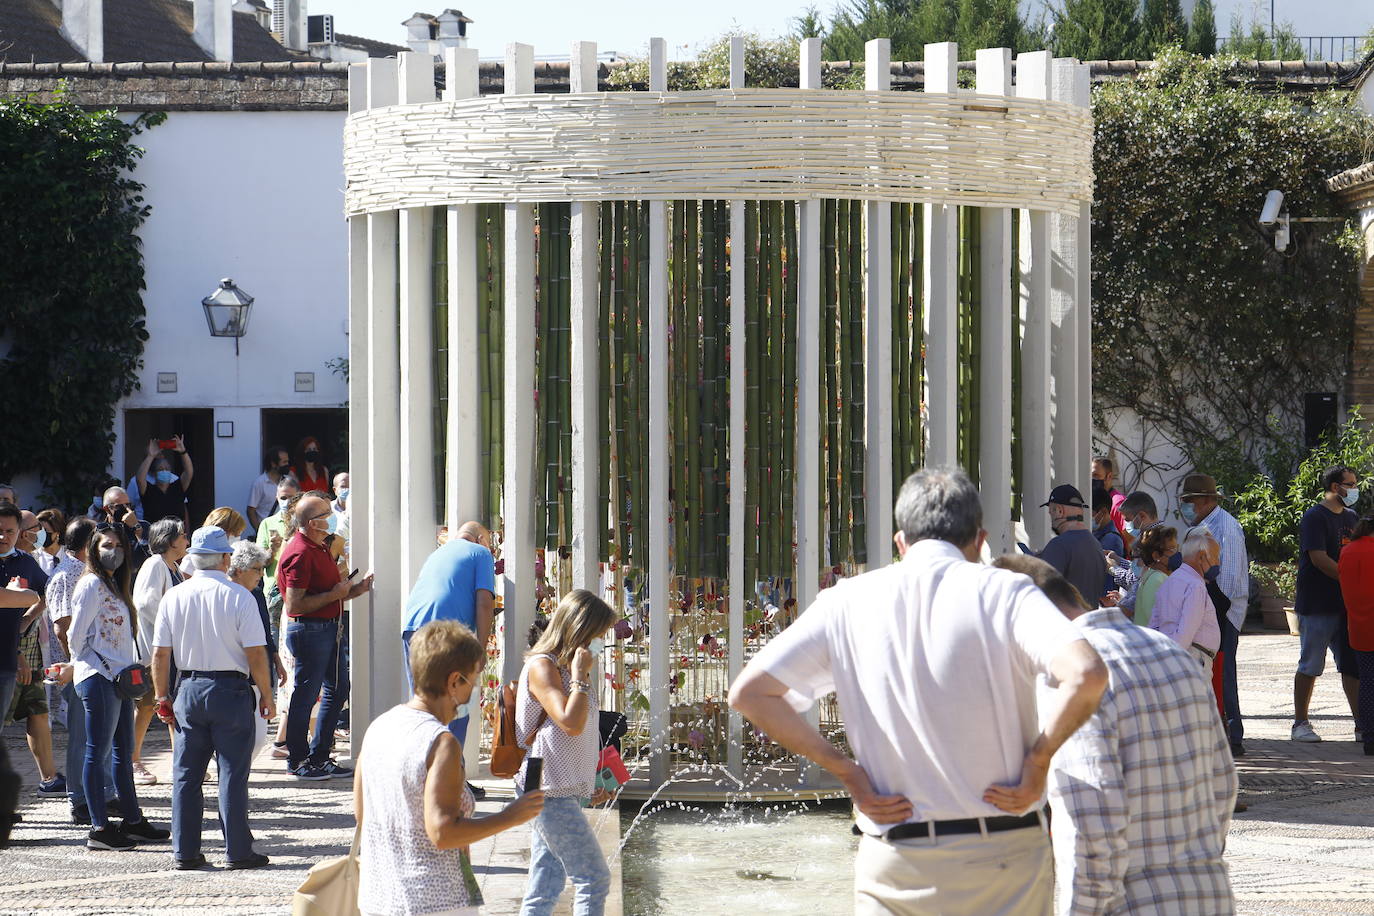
[
  {"xmin": 261, "ymin": 408, "xmax": 349, "ymax": 492},
  {"xmin": 123, "ymin": 409, "xmax": 216, "ymax": 527}
]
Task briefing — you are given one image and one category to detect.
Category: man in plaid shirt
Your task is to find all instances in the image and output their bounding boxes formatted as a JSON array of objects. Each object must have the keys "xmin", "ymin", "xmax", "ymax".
[{"xmin": 996, "ymin": 555, "xmax": 1236, "ymax": 916}]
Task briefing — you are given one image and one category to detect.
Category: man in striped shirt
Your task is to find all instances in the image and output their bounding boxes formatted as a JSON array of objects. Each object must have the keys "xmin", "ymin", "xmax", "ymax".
[{"xmin": 995, "ymin": 555, "xmax": 1236, "ymax": 916}]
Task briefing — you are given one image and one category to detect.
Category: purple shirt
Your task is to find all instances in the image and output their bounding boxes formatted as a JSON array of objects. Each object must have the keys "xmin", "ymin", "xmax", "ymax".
[{"xmin": 1148, "ymin": 563, "xmax": 1221, "ymax": 655}]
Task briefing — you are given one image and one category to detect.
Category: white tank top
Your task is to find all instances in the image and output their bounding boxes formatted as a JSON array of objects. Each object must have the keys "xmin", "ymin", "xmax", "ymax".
[
  {"xmin": 515, "ymin": 654, "xmax": 598, "ymax": 797},
  {"xmin": 358, "ymin": 704, "xmax": 482, "ymax": 916}
]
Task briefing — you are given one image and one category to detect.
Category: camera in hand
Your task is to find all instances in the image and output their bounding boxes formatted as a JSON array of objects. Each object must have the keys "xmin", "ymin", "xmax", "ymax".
[{"xmin": 525, "ymin": 756, "xmax": 543, "ymax": 792}]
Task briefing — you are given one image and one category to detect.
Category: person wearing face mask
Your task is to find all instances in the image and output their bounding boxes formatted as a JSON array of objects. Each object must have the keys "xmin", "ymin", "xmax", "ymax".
[
  {"xmin": 356, "ymin": 620, "xmax": 544, "ymax": 916},
  {"xmin": 279, "ymin": 495, "xmax": 373, "ymax": 780},
  {"xmin": 1148, "ymin": 527, "xmax": 1223, "ymax": 679},
  {"xmin": 1113, "ymin": 492, "xmax": 1163, "ymax": 616},
  {"xmin": 68, "ymin": 525, "xmax": 170, "ymax": 850},
  {"xmin": 402, "ymin": 521, "xmax": 496, "ymax": 800},
  {"xmin": 1090, "ymin": 456, "xmax": 1128, "ymax": 540},
  {"xmin": 1290, "ymin": 465, "xmax": 1363, "ymax": 744},
  {"xmin": 245, "ymin": 445, "xmax": 292, "ymax": 533},
  {"xmin": 135, "ymin": 437, "xmax": 194, "ymax": 530},
  {"xmin": 130, "ymin": 518, "xmax": 190, "ymax": 786},
  {"xmin": 330, "ymin": 472, "xmax": 351, "ymax": 545},
  {"xmin": 291, "ymin": 437, "xmax": 331, "ymax": 494},
  {"xmin": 1038, "ymin": 485, "xmax": 1110, "ymax": 614},
  {"xmin": 1179, "ymin": 472, "xmax": 1249, "ymax": 757}
]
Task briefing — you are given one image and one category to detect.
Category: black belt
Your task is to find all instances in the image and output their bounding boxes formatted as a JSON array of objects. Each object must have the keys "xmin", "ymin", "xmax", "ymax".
[
  {"xmin": 1191, "ymin": 643, "xmax": 1217, "ymax": 660},
  {"xmin": 853, "ymin": 809, "xmax": 1044, "ymax": 842},
  {"xmin": 180, "ymin": 670, "xmax": 249, "ymax": 680}
]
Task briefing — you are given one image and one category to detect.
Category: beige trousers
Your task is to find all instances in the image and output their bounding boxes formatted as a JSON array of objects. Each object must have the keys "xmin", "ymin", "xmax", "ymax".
[{"xmin": 854, "ymin": 826, "xmax": 1054, "ymax": 916}]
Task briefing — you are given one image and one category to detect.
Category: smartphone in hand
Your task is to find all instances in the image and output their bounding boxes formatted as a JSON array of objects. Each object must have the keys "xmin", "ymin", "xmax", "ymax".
[{"xmin": 525, "ymin": 756, "xmax": 543, "ymax": 792}]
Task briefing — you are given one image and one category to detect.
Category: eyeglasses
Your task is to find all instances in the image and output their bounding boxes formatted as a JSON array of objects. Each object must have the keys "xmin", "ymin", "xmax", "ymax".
[{"xmin": 309, "ymin": 512, "xmax": 331, "ymax": 521}]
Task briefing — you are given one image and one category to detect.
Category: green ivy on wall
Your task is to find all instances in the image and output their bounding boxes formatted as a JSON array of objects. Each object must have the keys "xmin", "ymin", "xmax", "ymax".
[
  {"xmin": 0, "ymin": 90, "xmax": 163, "ymax": 509},
  {"xmin": 1091, "ymin": 48, "xmax": 1374, "ymax": 496}
]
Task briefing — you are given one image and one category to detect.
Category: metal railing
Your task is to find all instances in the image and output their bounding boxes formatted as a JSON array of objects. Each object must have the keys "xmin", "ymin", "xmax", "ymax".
[{"xmin": 1217, "ymin": 35, "xmax": 1368, "ymax": 62}]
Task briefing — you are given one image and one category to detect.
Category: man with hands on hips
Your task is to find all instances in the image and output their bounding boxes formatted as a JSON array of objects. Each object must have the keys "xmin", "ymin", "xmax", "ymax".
[
  {"xmin": 151, "ymin": 526, "xmax": 276, "ymax": 871},
  {"xmin": 730, "ymin": 467, "xmax": 1107, "ymax": 916}
]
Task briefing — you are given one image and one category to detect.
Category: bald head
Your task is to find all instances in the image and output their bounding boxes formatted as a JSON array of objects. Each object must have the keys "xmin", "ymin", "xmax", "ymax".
[
  {"xmin": 457, "ymin": 521, "xmax": 491, "ymax": 550},
  {"xmin": 294, "ymin": 495, "xmax": 332, "ymax": 541},
  {"xmin": 18, "ymin": 510, "xmax": 39, "ymax": 552}
]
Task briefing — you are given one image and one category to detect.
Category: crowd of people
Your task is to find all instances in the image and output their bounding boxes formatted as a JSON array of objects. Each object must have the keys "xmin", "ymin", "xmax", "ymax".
[{"xmin": 4, "ymin": 436, "xmax": 1372, "ymax": 914}]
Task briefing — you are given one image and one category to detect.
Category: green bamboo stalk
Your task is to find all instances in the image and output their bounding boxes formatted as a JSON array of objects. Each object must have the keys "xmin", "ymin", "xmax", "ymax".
[
  {"xmin": 744, "ymin": 202, "xmax": 760, "ymax": 592},
  {"xmin": 893, "ymin": 203, "xmax": 911, "ymax": 487},
  {"xmin": 912, "ymin": 203, "xmax": 924, "ymax": 468},
  {"xmin": 634, "ymin": 202, "xmax": 650, "ymax": 575},
  {"xmin": 759, "ymin": 201, "xmax": 775, "ymax": 580},
  {"xmin": 846, "ymin": 199, "xmax": 866, "ymax": 563},
  {"xmin": 700, "ymin": 201, "xmax": 719, "ymax": 578},
  {"xmin": 1009, "ymin": 213, "xmax": 1022, "ymax": 523},
  {"xmin": 969, "ymin": 207, "xmax": 982, "ymax": 487},
  {"xmin": 835, "ymin": 199, "xmax": 850, "ymax": 564},
  {"xmin": 560, "ymin": 205, "xmax": 574, "ymax": 549},
  {"xmin": 612, "ymin": 202, "xmax": 631, "ymax": 566},
  {"xmin": 671, "ymin": 200, "xmax": 687, "ymax": 574},
  {"xmin": 824, "ymin": 199, "xmax": 841, "ymax": 565},
  {"xmin": 536, "ymin": 204, "xmax": 552, "ymax": 547},
  {"xmin": 685, "ymin": 200, "xmax": 700, "ymax": 577},
  {"xmin": 599, "ymin": 201, "xmax": 613, "ymax": 561},
  {"xmin": 476, "ymin": 205, "xmax": 492, "ymax": 523},
  {"xmin": 624, "ymin": 201, "xmax": 641, "ymax": 569}
]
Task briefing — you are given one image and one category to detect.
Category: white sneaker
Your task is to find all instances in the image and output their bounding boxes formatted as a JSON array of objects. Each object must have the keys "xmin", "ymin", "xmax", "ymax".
[
  {"xmin": 131, "ymin": 762, "xmax": 157, "ymax": 786},
  {"xmin": 1291, "ymin": 721, "xmax": 1322, "ymax": 743}
]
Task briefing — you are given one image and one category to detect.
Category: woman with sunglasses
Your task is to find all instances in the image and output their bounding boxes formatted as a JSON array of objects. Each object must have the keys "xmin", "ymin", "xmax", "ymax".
[{"xmin": 68, "ymin": 524, "xmax": 169, "ymax": 850}]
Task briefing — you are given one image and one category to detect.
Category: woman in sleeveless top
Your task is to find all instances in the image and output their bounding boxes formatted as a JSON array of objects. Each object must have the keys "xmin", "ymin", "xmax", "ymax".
[
  {"xmin": 356, "ymin": 620, "xmax": 543, "ymax": 916},
  {"xmin": 516, "ymin": 589, "xmax": 617, "ymax": 916}
]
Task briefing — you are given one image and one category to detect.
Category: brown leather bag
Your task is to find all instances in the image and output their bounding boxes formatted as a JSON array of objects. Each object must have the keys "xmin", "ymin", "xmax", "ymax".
[{"xmin": 489, "ymin": 680, "xmax": 545, "ymax": 779}]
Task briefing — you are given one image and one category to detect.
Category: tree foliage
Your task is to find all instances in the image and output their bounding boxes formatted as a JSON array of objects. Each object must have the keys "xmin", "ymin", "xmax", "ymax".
[
  {"xmin": 820, "ymin": 0, "xmax": 1043, "ymax": 61},
  {"xmin": 1052, "ymin": 0, "xmax": 1142, "ymax": 60},
  {"xmin": 0, "ymin": 91, "xmax": 161, "ymax": 509},
  {"xmin": 1092, "ymin": 49, "xmax": 1374, "ymax": 503},
  {"xmin": 1221, "ymin": 14, "xmax": 1303, "ymax": 59},
  {"xmin": 1139, "ymin": 0, "xmax": 1186, "ymax": 58},
  {"xmin": 1186, "ymin": 0, "xmax": 1217, "ymax": 56}
]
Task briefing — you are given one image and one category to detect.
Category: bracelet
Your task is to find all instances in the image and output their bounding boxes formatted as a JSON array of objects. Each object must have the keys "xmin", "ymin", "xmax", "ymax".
[{"xmin": 570, "ymin": 680, "xmax": 590, "ymax": 693}]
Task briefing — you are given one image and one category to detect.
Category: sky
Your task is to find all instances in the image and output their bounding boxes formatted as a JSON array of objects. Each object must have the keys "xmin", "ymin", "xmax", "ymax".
[{"xmin": 318, "ymin": 0, "xmax": 1373, "ymax": 60}]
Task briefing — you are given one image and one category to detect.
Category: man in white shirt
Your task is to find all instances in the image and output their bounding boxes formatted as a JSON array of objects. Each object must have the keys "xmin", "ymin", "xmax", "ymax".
[
  {"xmin": 995, "ymin": 554, "xmax": 1236, "ymax": 916},
  {"xmin": 151, "ymin": 526, "xmax": 275, "ymax": 871},
  {"xmin": 730, "ymin": 467, "xmax": 1108, "ymax": 916}
]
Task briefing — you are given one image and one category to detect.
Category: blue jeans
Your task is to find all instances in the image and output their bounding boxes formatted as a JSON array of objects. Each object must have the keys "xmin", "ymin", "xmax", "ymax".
[
  {"xmin": 1221, "ymin": 616, "xmax": 1244, "ymax": 742},
  {"xmin": 172, "ymin": 673, "xmax": 257, "ymax": 861},
  {"xmin": 401, "ymin": 630, "xmax": 470, "ymax": 746},
  {"xmin": 520, "ymin": 795, "xmax": 610, "ymax": 916},
  {"xmin": 75, "ymin": 675, "xmax": 143, "ymax": 829},
  {"xmin": 62, "ymin": 682, "xmax": 114, "ymax": 812},
  {"xmin": 285, "ymin": 617, "xmax": 349, "ymax": 766}
]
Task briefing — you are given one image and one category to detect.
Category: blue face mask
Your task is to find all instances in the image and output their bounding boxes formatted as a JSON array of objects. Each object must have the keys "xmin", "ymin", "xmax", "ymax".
[
  {"xmin": 1125, "ymin": 520, "xmax": 1139, "ymax": 538},
  {"xmin": 1180, "ymin": 502, "xmax": 1198, "ymax": 526},
  {"xmin": 154, "ymin": 470, "xmax": 175, "ymax": 486},
  {"xmin": 1204, "ymin": 564, "xmax": 1221, "ymax": 581},
  {"xmin": 1167, "ymin": 551, "xmax": 1183, "ymax": 572},
  {"xmin": 0, "ymin": 544, "xmax": 15, "ymax": 559},
  {"xmin": 32, "ymin": 527, "xmax": 47, "ymax": 549},
  {"xmin": 326, "ymin": 512, "xmax": 338, "ymax": 535},
  {"xmin": 338, "ymin": 488, "xmax": 350, "ymax": 504}
]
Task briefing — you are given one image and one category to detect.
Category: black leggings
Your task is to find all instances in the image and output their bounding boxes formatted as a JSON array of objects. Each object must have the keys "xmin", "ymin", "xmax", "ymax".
[{"xmin": 1357, "ymin": 650, "xmax": 1374, "ymax": 740}]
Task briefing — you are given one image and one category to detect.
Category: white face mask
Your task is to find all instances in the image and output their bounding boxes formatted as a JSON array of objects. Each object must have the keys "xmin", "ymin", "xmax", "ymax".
[
  {"xmin": 1342, "ymin": 484, "xmax": 1360, "ymax": 508},
  {"xmin": 590, "ymin": 637, "xmax": 606, "ymax": 658}
]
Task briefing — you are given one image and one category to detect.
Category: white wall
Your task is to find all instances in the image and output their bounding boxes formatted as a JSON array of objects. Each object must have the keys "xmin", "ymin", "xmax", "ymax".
[{"xmin": 116, "ymin": 109, "xmax": 349, "ymax": 513}]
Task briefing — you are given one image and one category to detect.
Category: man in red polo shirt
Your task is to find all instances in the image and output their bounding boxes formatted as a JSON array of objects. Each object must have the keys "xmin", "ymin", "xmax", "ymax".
[{"xmin": 279, "ymin": 495, "xmax": 372, "ymax": 780}]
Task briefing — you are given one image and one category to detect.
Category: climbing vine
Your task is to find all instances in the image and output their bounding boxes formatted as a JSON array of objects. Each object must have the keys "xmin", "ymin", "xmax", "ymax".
[
  {"xmin": 1091, "ymin": 48, "xmax": 1374, "ymax": 500},
  {"xmin": 0, "ymin": 90, "xmax": 163, "ymax": 509}
]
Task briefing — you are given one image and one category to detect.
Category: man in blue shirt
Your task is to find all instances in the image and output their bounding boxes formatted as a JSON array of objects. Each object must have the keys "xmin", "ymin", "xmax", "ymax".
[{"xmin": 402, "ymin": 521, "xmax": 496, "ymax": 750}]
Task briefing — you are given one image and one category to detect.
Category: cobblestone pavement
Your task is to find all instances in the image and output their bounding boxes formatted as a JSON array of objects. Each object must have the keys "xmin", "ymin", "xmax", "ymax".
[{"xmin": 0, "ymin": 628, "xmax": 1367, "ymax": 914}]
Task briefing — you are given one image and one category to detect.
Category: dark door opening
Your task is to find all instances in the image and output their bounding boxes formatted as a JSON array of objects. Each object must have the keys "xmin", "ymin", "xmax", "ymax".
[
  {"xmin": 261, "ymin": 408, "xmax": 349, "ymax": 493},
  {"xmin": 123, "ymin": 409, "xmax": 216, "ymax": 528}
]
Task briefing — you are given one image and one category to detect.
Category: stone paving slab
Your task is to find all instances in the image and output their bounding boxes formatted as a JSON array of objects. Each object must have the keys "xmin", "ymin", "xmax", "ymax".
[{"xmin": 0, "ymin": 627, "xmax": 1368, "ymax": 914}]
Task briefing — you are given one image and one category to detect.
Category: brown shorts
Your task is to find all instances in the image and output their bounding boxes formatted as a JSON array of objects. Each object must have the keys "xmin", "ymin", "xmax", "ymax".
[{"xmin": 8, "ymin": 681, "xmax": 49, "ymax": 722}]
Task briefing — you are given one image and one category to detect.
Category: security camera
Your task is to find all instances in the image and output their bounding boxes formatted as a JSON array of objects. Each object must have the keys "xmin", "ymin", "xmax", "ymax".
[{"xmin": 1259, "ymin": 190, "xmax": 1285, "ymax": 227}]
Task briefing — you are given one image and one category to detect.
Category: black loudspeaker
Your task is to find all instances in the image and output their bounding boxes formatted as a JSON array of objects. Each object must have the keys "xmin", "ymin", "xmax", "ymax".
[{"xmin": 1303, "ymin": 392, "xmax": 1338, "ymax": 450}]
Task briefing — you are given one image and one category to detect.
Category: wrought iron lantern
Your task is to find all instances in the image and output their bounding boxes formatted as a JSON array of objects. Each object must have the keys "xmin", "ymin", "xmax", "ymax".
[{"xmin": 201, "ymin": 278, "xmax": 254, "ymax": 354}]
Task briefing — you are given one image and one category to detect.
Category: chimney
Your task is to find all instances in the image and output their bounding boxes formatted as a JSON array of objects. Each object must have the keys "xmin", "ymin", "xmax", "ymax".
[
  {"xmin": 435, "ymin": 10, "xmax": 471, "ymax": 51},
  {"xmin": 403, "ymin": 13, "xmax": 437, "ymax": 57},
  {"xmin": 234, "ymin": 0, "xmax": 272, "ymax": 33},
  {"xmin": 58, "ymin": 0, "xmax": 104, "ymax": 62},
  {"xmin": 194, "ymin": 0, "xmax": 234, "ymax": 62}
]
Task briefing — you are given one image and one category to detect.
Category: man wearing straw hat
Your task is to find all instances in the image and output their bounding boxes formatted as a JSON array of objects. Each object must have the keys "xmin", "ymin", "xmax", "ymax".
[
  {"xmin": 1179, "ymin": 472, "xmax": 1248, "ymax": 757},
  {"xmin": 730, "ymin": 467, "xmax": 1108, "ymax": 915}
]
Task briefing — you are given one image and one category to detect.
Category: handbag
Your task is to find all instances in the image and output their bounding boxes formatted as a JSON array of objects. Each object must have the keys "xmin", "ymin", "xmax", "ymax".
[
  {"xmin": 292, "ymin": 820, "xmax": 361, "ymax": 916},
  {"xmin": 490, "ymin": 680, "xmax": 546, "ymax": 779},
  {"xmin": 111, "ymin": 663, "xmax": 151, "ymax": 702}
]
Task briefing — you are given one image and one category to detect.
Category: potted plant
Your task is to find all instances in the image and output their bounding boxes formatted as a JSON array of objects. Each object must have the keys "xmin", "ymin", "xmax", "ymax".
[{"xmin": 1250, "ymin": 560, "xmax": 1298, "ymax": 634}]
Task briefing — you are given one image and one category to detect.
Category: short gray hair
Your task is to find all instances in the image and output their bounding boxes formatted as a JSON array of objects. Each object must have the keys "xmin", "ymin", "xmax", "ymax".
[
  {"xmin": 148, "ymin": 518, "xmax": 185, "ymax": 555},
  {"xmin": 277, "ymin": 475, "xmax": 301, "ymax": 495},
  {"xmin": 1181, "ymin": 527, "xmax": 1217, "ymax": 560},
  {"xmin": 229, "ymin": 540, "xmax": 269, "ymax": 577},
  {"xmin": 190, "ymin": 552, "xmax": 226, "ymax": 570},
  {"xmin": 893, "ymin": 466, "xmax": 982, "ymax": 547}
]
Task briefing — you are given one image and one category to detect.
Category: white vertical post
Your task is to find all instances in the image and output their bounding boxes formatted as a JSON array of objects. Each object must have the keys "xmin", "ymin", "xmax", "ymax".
[
  {"xmin": 570, "ymin": 41, "xmax": 601, "ymax": 594},
  {"xmin": 398, "ymin": 51, "xmax": 437, "ymax": 594},
  {"xmin": 364, "ymin": 57, "xmax": 405, "ymax": 731},
  {"xmin": 976, "ymin": 48, "xmax": 1013, "ymax": 557},
  {"xmin": 864, "ymin": 39, "xmax": 893, "ymax": 570},
  {"xmin": 1017, "ymin": 51, "xmax": 1052, "ymax": 548},
  {"xmin": 923, "ymin": 42, "xmax": 959, "ymax": 469},
  {"xmin": 1072, "ymin": 63, "xmax": 1094, "ymax": 506},
  {"xmin": 502, "ymin": 43, "xmax": 536, "ymax": 682},
  {"xmin": 345, "ymin": 62, "xmax": 373, "ymax": 751},
  {"xmin": 647, "ymin": 36, "xmax": 671, "ymax": 785},
  {"xmin": 797, "ymin": 35, "xmax": 822, "ymax": 614},
  {"xmin": 444, "ymin": 47, "xmax": 482, "ymax": 532},
  {"xmin": 726, "ymin": 35, "xmax": 746, "ymax": 780},
  {"xmin": 1050, "ymin": 58, "xmax": 1083, "ymax": 504}
]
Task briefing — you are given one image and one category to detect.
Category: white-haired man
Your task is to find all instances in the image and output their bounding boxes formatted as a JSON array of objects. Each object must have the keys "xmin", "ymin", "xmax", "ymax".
[
  {"xmin": 730, "ymin": 467, "xmax": 1108, "ymax": 915},
  {"xmin": 1149, "ymin": 528, "xmax": 1222, "ymax": 677}
]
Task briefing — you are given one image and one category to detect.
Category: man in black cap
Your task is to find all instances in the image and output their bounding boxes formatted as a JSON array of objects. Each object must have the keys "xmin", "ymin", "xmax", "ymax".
[{"xmin": 1039, "ymin": 485, "xmax": 1109, "ymax": 609}]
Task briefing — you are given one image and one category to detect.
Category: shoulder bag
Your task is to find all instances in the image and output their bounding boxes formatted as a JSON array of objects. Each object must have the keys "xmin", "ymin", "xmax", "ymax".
[
  {"xmin": 292, "ymin": 820, "xmax": 361, "ymax": 916},
  {"xmin": 490, "ymin": 679, "xmax": 546, "ymax": 779}
]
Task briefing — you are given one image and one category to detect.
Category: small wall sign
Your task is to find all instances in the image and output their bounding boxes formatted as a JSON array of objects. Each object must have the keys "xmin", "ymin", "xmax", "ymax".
[
  {"xmin": 156, "ymin": 372, "xmax": 177, "ymax": 393},
  {"xmin": 294, "ymin": 372, "xmax": 315, "ymax": 393}
]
